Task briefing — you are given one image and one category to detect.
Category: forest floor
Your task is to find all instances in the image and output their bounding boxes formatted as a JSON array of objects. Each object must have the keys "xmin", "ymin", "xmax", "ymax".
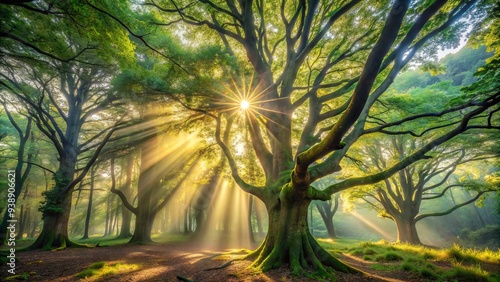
[{"xmin": 3, "ymin": 239, "xmax": 499, "ymax": 281}]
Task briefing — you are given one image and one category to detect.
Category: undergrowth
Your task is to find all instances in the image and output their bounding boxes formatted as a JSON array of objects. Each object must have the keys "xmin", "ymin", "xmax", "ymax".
[
  {"xmin": 76, "ymin": 261, "xmax": 140, "ymax": 279},
  {"xmin": 319, "ymin": 238, "xmax": 500, "ymax": 282}
]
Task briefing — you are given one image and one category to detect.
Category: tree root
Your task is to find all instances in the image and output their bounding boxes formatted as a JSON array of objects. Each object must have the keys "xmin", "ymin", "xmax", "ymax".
[
  {"xmin": 27, "ymin": 232, "xmax": 93, "ymax": 251},
  {"xmin": 247, "ymin": 232, "xmax": 363, "ymax": 280}
]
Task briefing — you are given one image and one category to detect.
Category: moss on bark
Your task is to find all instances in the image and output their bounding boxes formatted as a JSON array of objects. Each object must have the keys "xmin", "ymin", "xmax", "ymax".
[{"xmin": 246, "ymin": 184, "xmax": 360, "ymax": 280}]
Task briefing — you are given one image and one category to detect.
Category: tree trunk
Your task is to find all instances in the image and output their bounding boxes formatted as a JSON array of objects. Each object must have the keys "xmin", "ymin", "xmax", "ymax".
[
  {"xmin": 104, "ymin": 195, "xmax": 111, "ymax": 236},
  {"xmin": 129, "ymin": 209, "xmax": 154, "ymax": 244},
  {"xmin": 254, "ymin": 200, "xmax": 264, "ymax": 235},
  {"xmin": 112, "ymin": 202, "xmax": 120, "ymax": 236},
  {"xmin": 248, "ymin": 195, "xmax": 255, "ymax": 242},
  {"xmin": 118, "ymin": 155, "xmax": 134, "ymax": 238},
  {"xmin": 247, "ymin": 187, "xmax": 357, "ymax": 279},
  {"xmin": 29, "ymin": 190, "xmax": 74, "ymax": 249},
  {"xmin": 81, "ymin": 168, "xmax": 95, "ymax": 239},
  {"xmin": 395, "ymin": 217, "xmax": 421, "ymax": 245},
  {"xmin": 29, "ymin": 215, "xmax": 40, "ymax": 238},
  {"xmin": 315, "ymin": 198, "xmax": 338, "ymax": 239},
  {"xmin": 16, "ymin": 205, "xmax": 26, "ymax": 240},
  {"xmin": 129, "ymin": 160, "xmax": 155, "ymax": 243},
  {"xmin": 323, "ymin": 216, "xmax": 336, "ymax": 239}
]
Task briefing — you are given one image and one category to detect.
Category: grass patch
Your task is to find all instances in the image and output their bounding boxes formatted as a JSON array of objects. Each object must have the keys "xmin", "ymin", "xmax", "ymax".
[
  {"xmin": 371, "ymin": 263, "xmax": 399, "ymax": 271},
  {"xmin": 419, "ymin": 267, "xmax": 438, "ymax": 279},
  {"xmin": 364, "ymin": 248, "xmax": 377, "ymax": 255},
  {"xmin": 77, "ymin": 268, "xmax": 96, "ymax": 278},
  {"xmin": 444, "ymin": 264, "xmax": 492, "ymax": 282},
  {"xmin": 318, "ymin": 238, "xmax": 499, "ymax": 281},
  {"xmin": 375, "ymin": 251, "xmax": 403, "ymax": 262},
  {"xmin": 76, "ymin": 261, "xmax": 140, "ymax": 279},
  {"xmin": 317, "ymin": 237, "xmax": 362, "ymax": 251},
  {"xmin": 76, "ymin": 236, "xmax": 131, "ymax": 247},
  {"xmin": 350, "ymin": 249, "xmax": 363, "ymax": 256},
  {"xmin": 90, "ymin": 261, "xmax": 105, "ymax": 269},
  {"xmin": 445, "ymin": 245, "xmax": 480, "ymax": 263},
  {"xmin": 362, "ymin": 255, "xmax": 374, "ymax": 261}
]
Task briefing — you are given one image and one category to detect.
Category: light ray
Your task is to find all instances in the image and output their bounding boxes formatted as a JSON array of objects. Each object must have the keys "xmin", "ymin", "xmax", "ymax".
[
  {"xmin": 350, "ymin": 211, "xmax": 393, "ymax": 240},
  {"xmin": 240, "ymin": 100, "xmax": 250, "ymax": 110}
]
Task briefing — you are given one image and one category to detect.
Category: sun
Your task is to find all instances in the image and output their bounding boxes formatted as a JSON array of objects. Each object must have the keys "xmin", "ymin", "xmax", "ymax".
[{"xmin": 240, "ymin": 100, "xmax": 250, "ymax": 110}]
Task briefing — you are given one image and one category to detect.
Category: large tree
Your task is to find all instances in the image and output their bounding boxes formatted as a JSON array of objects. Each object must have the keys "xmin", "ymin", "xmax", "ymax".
[
  {"xmin": 351, "ymin": 136, "xmax": 498, "ymax": 245},
  {"xmin": 0, "ymin": 0, "xmax": 136, "ymax": 249},
  {"xmin": 108, "ymin": 0, "xmax": 500, "ymax": 278}
]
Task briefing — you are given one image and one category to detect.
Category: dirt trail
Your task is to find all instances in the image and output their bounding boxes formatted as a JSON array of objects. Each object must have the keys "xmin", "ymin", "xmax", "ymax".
[{"xmin": 3, "ymin": 243, "xmax": 427, "ymax": 281}]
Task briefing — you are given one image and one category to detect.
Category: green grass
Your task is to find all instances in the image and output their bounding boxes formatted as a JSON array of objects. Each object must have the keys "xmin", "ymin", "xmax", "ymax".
[
  {"xmin": 375, "ymin": 251, "xmax": 403, "ymax": 262},
  {"xmin": 444, "ymin": 264, "xmax": 491, "ymax": 282},
  {"xmin": 76, "ymin": 268, "xmax": 97, "ymax": 278},
  {"xmin": 90, "ymin": 261, "xmax": 105, "ymax": 269},
  {"xmin": 77, "ymin": 235, "xmax": 132, "ymax": 247},
  {"xmin": 0, "ymin": 238, "xmax": 36, "ymax": 252},
  {"xmin": 76, "ymin": 261, "xmax": 140, "ymax": 279},
  {"xmin": 317, "ymin": 238, "xmax": 500, "ymax": 282},
  {"xmin": 0, "ymin": 233, "xmax": 191, "ymax": 252}
]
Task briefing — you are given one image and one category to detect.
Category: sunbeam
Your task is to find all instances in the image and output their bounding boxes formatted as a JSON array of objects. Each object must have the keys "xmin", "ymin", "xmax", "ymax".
[{"xmin": 350, "ymin": 211, "xmax": 393, "ymax": 240}]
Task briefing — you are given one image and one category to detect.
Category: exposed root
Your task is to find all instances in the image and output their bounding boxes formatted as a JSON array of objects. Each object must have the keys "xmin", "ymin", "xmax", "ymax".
[
  {"xmin": 27, "ymin": 232, "xmax": 92, "ymax": 251},
  {"xmin": 246, "ymin": 232, "xmax": 362, "ymax": 280},
  {"xmin": 307, "ymin": 234, "xmax": 361, "ymax": 274},
  {"xmin": 176, "ymin": 275, "xmax": 194, "ymax": 282}
]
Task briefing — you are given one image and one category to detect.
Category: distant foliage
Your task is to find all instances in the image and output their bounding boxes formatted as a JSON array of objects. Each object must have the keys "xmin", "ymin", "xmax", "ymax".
[
  {"xmin": 391, "ymin": 46, "xmax": 493, "ymax": 93},
  {"xmin": 459, "ymin": 225, "xmax": 500, "ymax": 250}
]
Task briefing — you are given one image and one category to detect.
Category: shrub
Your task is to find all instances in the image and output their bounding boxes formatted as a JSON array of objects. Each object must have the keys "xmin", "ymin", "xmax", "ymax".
[
  {"xmin": 419, "ymin": 268, "xmax": 437, "ymax": 279},
  {"xmin": 461, "ymin": 225, "xmax": 500, "ymax": 250},
  {"xmin": 401, "ymin": 262, "xmax": 415, "ymax": 271},
  {"xmin": 375, "ymin": 251, "xmax": 403, "ymax": 262},
  {"xmin": 364, "ymin": 248, "xmax": 377, "ymax": 255},
  {"xmin": 350, "ymin": 249, "xmax": 363, "ymax": 256}
]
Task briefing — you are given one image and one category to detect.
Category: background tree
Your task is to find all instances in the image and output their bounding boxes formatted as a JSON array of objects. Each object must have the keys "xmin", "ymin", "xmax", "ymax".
[
  {"xmin": 0, "ymin": 103, "xmax": 32, "ymax": 245},
  {"xmin": 349, "ymin": 135, "xmax": 498, "ymax": 245},
  {"xmin": 0, "ymin": 0, "xmax": 136, "ymax": 249}
]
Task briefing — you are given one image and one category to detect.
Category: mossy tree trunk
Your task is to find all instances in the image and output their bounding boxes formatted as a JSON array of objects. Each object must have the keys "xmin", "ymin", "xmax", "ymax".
[
  {"xmin": 248, "ymin": 182, "xmax": 357, "ymax": 279},
  {"xmin": 29, "ymin": 159, "xmax": 77, "ymax": 249},
  {"xmin": 394, "ymin": 216, "xmax": 421, "ymax": 245},
  {"xmin": 31, "ymin": 190, "xmax": 74, "ymax": 249}
]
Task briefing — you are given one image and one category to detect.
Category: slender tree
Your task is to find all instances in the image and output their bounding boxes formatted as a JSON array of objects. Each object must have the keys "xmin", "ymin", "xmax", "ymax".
[
  {"xmin": 315, "ymin": 194, "xmax": 340, "ymax": 239},
  {"xmin": 0, "ymin": 101, "xmax": 32, "ymax": 245},
  {"xmin": 110, "ymin": 136, "xmax": 203, "ymax": 243}
]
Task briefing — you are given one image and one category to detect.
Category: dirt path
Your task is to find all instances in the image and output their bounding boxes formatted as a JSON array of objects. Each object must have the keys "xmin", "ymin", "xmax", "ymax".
[{"xmin": 3, "ymin": 243, "xmax": 429, "ymax": 281}]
